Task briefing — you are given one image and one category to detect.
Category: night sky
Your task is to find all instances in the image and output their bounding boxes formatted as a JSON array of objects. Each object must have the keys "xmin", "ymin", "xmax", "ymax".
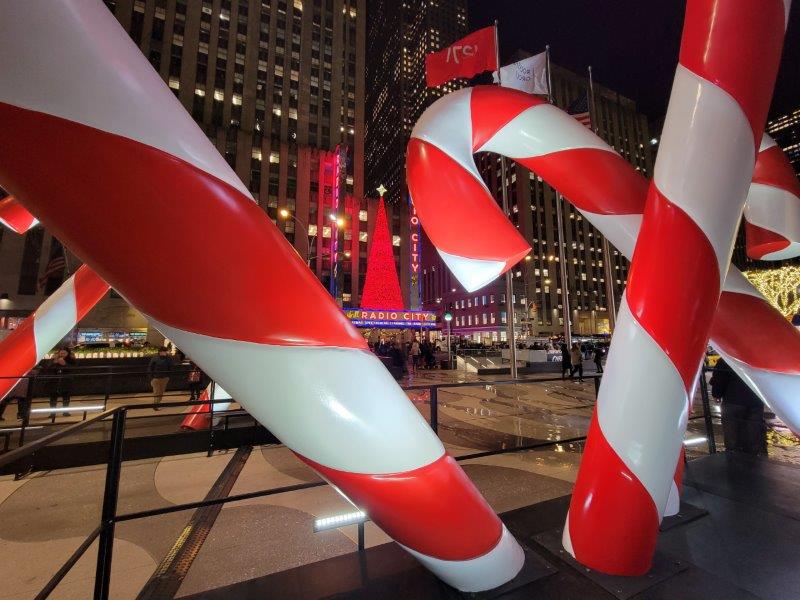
[{"xmin": 468, "ymin": 1, "xmax": 800, "ymax": 122}]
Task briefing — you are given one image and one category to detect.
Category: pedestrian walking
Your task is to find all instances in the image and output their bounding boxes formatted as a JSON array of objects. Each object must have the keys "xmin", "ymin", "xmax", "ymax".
[
  {"xmin": 569, "ymin": 342, "xmax": 584, "ymax": 382},
  {"xmin": 148, "ymin": 347, "xmax": 173, "ymax": 410},
  {"xmin": 560, "ymin": 342, "xmax": 572, "ymax": 379},
  {"xmin": 593, "ymin": 346, "xmax": 605, "ymax": 374},
  {"xmin": 187, "ymin": 361, "xmax": 204, "ymax": 401},
  {"xmin": 46, "ymin": 348, "xmax": 76, "ymax": 416},
  {"xmin": 410, "ymin": 340, "xmax": 421, "ymax": 372}
]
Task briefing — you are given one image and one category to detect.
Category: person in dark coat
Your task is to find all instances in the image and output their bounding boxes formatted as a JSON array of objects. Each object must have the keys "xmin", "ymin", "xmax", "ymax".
[
  {"xmin": 560, "ymin": 342, "xmax": 572, "ymax": 379},
  {"xmin": 593, "ymin": 346, "xmax": 605, "ymax": 374},
  {"xmin": 148, "ymin": 347, "xmax": 174, "ymax": 410},
  {"xmin": 46, "ymin": 349, "xmax": 76, "ymax": 416},
  {"xmin": 710, "ymin": 358, "xmax": 767, "ymax": 455}
]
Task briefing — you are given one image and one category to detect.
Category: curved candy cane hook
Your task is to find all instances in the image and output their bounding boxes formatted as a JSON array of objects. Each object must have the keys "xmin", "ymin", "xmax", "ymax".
[
  {"xmin": 745, "ymin": 133, "xmax": 800, "ymax": 260},
  {"xmin": 0, "ymin": 2, "xmax": 523, "ymax": 591}
]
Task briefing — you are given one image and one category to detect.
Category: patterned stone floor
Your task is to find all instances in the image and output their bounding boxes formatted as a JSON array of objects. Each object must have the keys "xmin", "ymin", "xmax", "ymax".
[{"xmin": 0, "ymin": 370, "xmax": 797, "ymax": 598}]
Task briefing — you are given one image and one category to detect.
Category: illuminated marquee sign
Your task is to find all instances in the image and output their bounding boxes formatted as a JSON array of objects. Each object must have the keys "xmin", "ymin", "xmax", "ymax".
[{"xmin": 345, "ymin": 308, "xmax": 438, "ymax": 329}]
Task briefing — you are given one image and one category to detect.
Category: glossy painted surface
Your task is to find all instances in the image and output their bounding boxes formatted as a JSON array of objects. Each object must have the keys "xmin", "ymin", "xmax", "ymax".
[
  {"xmin": 0, "ymin": 2, "xmax": 523, "ymax": 592},
  {"xmin": 568, "ymin": 0, "xmax": 789, "ymax": 575},
  {"xmin": 0, "ymin": 265, "xmax": 108, "ymax": 401},
  {"xmin": 0, "ymin": 195, "xmax": 38, "ymax": 233}
]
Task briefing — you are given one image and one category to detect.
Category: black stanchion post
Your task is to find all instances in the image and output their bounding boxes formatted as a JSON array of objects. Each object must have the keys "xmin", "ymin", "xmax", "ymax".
[
  {"xmin": 18, "ymin": 373, "xmax": 35, "ymax": 449},
  {"xmin": 207, "ymin": 381, "xmax": 216, "ymax": 457},
  {"xmin": 698, "ymin": 367, "xmax": 717, "ymax": 454},
  {"xmin": 94, "ymin": 408, "xmax": 127, "ymax": 600},
  {"xmin": 429, "ymin": 387, "xmax": 438, "ymax": 434},
  {"xmin": 593, "ymin": 375, "xmax": 601, "ymax": 398},
  {"xmin": 357, "ymin": 521, "xmax": 365, "ymax": 552}
]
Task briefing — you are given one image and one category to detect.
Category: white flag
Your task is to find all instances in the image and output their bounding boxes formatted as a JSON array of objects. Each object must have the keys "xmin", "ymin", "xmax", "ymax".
[{"xmin": 492, "ymin": 52, "xmax": 549, "ymax": 95}]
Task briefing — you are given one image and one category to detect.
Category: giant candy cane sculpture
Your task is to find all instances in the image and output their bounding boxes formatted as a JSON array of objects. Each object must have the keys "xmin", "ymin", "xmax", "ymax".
[
  {"xmin": 0, "ymin": 265, "xmax": 109, "ymax": 401},
  {"xmin": 745, "ymin": 134, "xmax": 800, "ymax": 260},
  {"xmin": 0, "ymin": 198, "xmax": 110, "ymax": 400},
  {"xmin": 0, "ymin": 2, "xmax": 523, "ymax": 591},
  {"xmin": 408, "ymin": 0, "xmax": 794, "ymax": 578},
  {"xmin": 567, "ymin": 0, "xmax": 790, "ymax": 575}
]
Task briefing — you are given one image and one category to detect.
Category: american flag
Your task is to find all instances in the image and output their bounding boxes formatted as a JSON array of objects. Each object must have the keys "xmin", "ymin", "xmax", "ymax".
[
  {"xmin": 567, "ymin": 92, "xmax": 592, "ymax": 129},
  {"xmin": 38, "ymin": 254, "xmax": 66, "ymax": 290}
]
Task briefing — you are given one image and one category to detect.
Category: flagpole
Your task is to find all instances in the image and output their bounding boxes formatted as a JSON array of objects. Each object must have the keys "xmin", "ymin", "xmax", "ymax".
[
  {"xmin": 545, "ymin": 46, "xmax": 572, "ymax": 347},
  {"xmin": 494, "ymin": 20, "xmax": 518, "ymax": 379},
  {"xmin": 588, "ymin": 66, "xmax": 617, "ymax": 334}
]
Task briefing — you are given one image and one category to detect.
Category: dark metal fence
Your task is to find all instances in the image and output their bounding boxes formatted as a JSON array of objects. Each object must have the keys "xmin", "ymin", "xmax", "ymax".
[{"xmin": 0, "ymin": 370, "xmax": 720, "ymax": 600}]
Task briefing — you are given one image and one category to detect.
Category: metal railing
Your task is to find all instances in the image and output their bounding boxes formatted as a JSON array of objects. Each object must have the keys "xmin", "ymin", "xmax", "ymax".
[{"xmin": 0, "ymin": 370, "xmax": 720, "ymax": 600}]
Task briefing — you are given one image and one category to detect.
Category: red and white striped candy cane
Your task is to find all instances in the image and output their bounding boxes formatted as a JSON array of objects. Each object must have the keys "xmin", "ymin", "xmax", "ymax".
[
  {"xmin": 0, "ymin": 2, "xmax": 523, "ymax": 591},
  {"xmin": 181, "ymin": 384, "xmax": 231, "ymax": 431},
  {"xmin": 0, "ymin": 265, "xmax": 109, "ymax": 400},
  {"xmin": 744, "ymin": 133, "xmax": 800, "ymax": 260},
  {"xmin": 0, "ymin": 195, "xmax": 38, "ymax": 233},
  {"xmin": 567, "ymin": 0, "xmax": 790, "ymax": 575},
  {"xmin": 408, "ymin": 84, "xmax": 800, "ymax": 438}
]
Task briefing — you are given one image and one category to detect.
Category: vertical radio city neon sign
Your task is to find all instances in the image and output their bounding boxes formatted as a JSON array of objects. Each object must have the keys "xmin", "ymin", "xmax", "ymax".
[{"xmin": 410, "ymin": 199, "xmax": 422, "ymax": 308}]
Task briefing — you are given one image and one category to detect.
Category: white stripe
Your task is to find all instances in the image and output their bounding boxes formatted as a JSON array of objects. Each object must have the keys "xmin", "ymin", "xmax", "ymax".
[
  {"xmin": 410, "ymin": 88, "xmax": 485, "ymax": 189},
  {"xmin": 759, "ymin": 133, "xmax": 778, "ymax": 153},
  {"xmin": 562, "ymin": 512, "xmax": 575, "ymax": 557},
  {"xmin": 436, "ymin": 249, "xmax": 506, "ymax": 293},
  {"xmin": 720, "ymin": 267, "xmax": 762, "ymax": 299},
  {"xmin": 596, "ymin": 296, "xmax": 689, "ymax": 519},
  {"xmin": 148, "ymin": 318, "xmax": 445, "ymax": 474},
  {"xmin": 579, "ymin": 212, "xmax": 641, "ymax": 259},
  {"xmin": 401, "ymin": 525, "xmax": 524, "ymax": 592},
  {"xmin": 655, "ymin": 66, "xmax": 756, "ymax": 280},
  {"xmin": 744, "ymin": 183, "xmax": 800, "ymax": 255},
  {"xmin": 478, "ymin": 104, "xmax": 612, "ymax": 158},
  {"xmin": 664, "ymin": 480, "xmax": 680, "ymax": 517},
  {"xmin": 783, "ymin": 0, "xmax": 792, "ymax": 29},
  {"xmin": 0, "ymin": 1, "xmax": 250, "ymax": 199},
  {"xmin": 714, "ymin": 350, "xmax": 800, "ymax": 438},
  {"xmin": 33, "ymin": 276, "xmax": 77, "ymax": 359},
  {"xmin": 759, "ymin": 243, "xmax": 800, "ymax": 261}
]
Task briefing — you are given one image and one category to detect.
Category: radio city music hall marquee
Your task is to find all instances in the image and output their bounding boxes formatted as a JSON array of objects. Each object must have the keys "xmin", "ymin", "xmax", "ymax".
[{"xmin": 344, "ymin": 309, "xmax": 438, "ymax": 329}]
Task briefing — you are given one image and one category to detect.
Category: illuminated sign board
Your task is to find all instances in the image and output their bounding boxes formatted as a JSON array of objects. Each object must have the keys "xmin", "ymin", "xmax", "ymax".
[{"xmin": 345, "ymin": 308, "xmax": 438, "ymax": 329}]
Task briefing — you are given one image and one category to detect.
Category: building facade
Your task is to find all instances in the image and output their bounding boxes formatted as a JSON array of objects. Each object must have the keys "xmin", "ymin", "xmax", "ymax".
[
  {"xmin": 1, "ymin": 0, "xmax": 369, "ymax": 336},
  {"xmin": 422, "ymin": 61, "xmax": 655, "ymax": 342},
  {"xmin": 365, "ymin": 0, "xmax": 469, "ymax": 308}
]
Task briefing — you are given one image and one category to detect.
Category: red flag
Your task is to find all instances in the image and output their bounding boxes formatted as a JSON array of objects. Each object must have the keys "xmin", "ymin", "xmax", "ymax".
[{"xmin": 425, "ymin": 26, "xmax": 498, "ymax": 88}]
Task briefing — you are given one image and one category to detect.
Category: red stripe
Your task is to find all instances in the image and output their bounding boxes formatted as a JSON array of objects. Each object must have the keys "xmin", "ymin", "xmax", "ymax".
[
  {"xmin": 407, "ymin": 137, "xmax": 530, "ymax": 263},
  {"xmin": 679, "ymin": 0, "xmax": 786, "ymax": 145},
  {"xmin": 298, "ymin": 453, "xmax": 503, "ymax": 561},
  {"xmin": 181, "ymin": 390, "xmax": 211, "ymax": 430},
  {"xmin": 711, "ymin": 291, "xmax": 800, "ymax": 374},
  {"xmin": 520, "ymin": 149, "xmax": 648, "ymax": 216},
  {"xmin": 625, "ymin": 188, "xmax": 720, "ymax": 390},
  {"xmin": 0, "ymin": 103, "xmax": 366, "ymax": 350},
  {"xmin": 0, "ymin": 322, "xmax": 37, "ymax": 400},
  {"xmin": 469, "ymin": 86, "xmax": 542, "ymax": 152},
  {"xmin": 73, "ymin": 265, "xmax": 110, "ymax": 321},
  {"xmin": 745, "ymin": 220, "xmax": 790, "ymax": 260},
  {"xmin": 567, "ymin": 411, "xmax": 659, "ymax": 576},
  {"xmin": 0, "ymin": 195, "xmax": 37, "ymax": 233},
  {"xmin": 753, "ymin": 145, "xmax": 800, "ymax": 197}
]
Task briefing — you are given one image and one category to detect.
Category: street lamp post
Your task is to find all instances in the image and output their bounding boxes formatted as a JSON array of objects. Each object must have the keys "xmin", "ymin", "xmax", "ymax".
[
  {"xmin": 279, "ymin": 209, "xmax": 316, "ymax": 266},
  {"xmin": 444, "ymin": 311, "xmax": 453, "ymax": 369}
]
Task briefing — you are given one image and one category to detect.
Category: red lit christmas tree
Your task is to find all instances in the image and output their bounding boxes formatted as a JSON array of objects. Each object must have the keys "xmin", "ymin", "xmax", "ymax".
[{"xmin": 360, "ymin": 197, "xmax": 404, "ymax": 309}]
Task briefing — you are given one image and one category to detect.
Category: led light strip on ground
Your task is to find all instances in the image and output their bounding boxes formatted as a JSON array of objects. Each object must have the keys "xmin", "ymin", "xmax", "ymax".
[{"xmin": 0, "ymin": 2, "xmax": 522, "ymax": 592}]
